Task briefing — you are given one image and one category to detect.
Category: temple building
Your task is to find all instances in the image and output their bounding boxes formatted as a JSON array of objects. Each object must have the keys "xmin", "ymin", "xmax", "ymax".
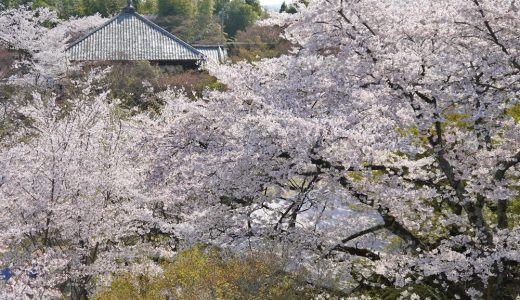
[{"xmin": 65, "ymin": 1, "xmax": 227, "ymax": 68}]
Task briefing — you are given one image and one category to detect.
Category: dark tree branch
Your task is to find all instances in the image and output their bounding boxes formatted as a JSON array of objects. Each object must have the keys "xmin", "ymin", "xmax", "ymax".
[
  {"xmin": 471, "ymin": 0, "xmax": 509, "ymax": 55},
  {"xmin": 309, "ymin": 147, "xmax": 426, "ymax": 251},
  {"xmin": 494, "ymin": 150, "xmax": 520, "ymax": 229},
  {"xmin": 339, "ymin": 224, "xmax": 385, "ymax": 245},
  {"xmin": 338, "ymin": 176, "xmax": 424, "ymax": 250},
  {"xmin": 470, "ymin": 0, "xmax": 520, "ymax": 71},
  {"xmin": 427, "ymin": 108, "xmax": 492, "ymax": 243},
  {"xmin": 326, "ymin": 245, "xmax": 381, "ymax": 261},
  {"xmin": 219, "ymin": 196, "xmax": 254, "ymax": 208},
  {"xmin": 494, "ymin": 150, "xmax": 520, "ymax": 181},
  {"xmin": 274, "ymin": 201, "xmax": 295, "ymax": 231},
  {"xmin": 324, "ymin": 224, "xmax": 385, "ymax": 258}
]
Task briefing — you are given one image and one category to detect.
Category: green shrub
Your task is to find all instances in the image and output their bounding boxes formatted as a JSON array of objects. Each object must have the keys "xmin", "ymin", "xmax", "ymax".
[
  {"xmin": 62, "ymin": 62, "xmax": 227, "ymax": 111},
  {"xmin": 507, "ymin": 101, "xmax": 520, "ymax": 122},
  {"xmin": 229, "ymin": 25, "xmax": 293, "ymax": 62},
  {"xmin": 157, "ymin": 70, "xmax": 227, "ymax": 98},
  {"xmin": 95, "ymin": 245, "xmax": 318, "ymax": 300}
]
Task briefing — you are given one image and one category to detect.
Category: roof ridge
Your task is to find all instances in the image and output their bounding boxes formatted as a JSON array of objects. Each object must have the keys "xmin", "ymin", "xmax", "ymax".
[
  {"xmin": 131, "ymin": 13, "xmax": 202, "ymax": 57},
  {"xmin": 66, "ymin": 9, "xmax": 203, "ymax": 59},
  {"xmin": 66, "ymin": 12, "xmax": 124, "ymax": 50},
  {"xmin": 193, "ymin": 44, "xmax": 226, "ymax": 47}
]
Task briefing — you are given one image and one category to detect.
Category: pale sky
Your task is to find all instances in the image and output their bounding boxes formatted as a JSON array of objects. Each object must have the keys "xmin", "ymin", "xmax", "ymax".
[{"xmin": 260, "ymin": 0, "xmax": 287, "ymax": 9}]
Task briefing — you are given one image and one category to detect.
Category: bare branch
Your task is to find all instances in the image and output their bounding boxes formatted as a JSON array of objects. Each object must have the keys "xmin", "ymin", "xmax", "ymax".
[
  {"xmin": 326, "ymin": 245, "xmax": 381, "ymax": 261},
  {"xmin": 324, "ymin": 224, "xmax": 385, "ymax": 258}
]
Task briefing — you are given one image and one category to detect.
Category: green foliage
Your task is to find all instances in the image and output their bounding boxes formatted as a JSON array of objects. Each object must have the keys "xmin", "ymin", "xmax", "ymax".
[
  {"xmin": 87, "ymin": 0, "xmax": 124, "ymax": 17},
  {"xmin": 0, "ymin": 0, "xmax": 32, "ymax": 10},
  {"xmin": 444, "ymin": 112, "xmax": 469, "ymax": 129},
  {"xmin": 350, "ymin": 281, "xmax": 451, "ymax": 300},
  {"xmin": 279, "ymin": 0, "xmax": 305, "ymax": 14},
  {"xmin": 157, "ymin": 0, "xmax": 172, "ymax": 15},
  {"xmin": 155, "ymin": 0, "xmax": 225, "ymax": 43},
  {"xmin": 1, "ymin": 0, "xmax": 262, "ymax": 42},
  {"xmin": 103, "ymin": 61, "xmax": 162, "ymax": 109},
  {"xmin": 1, "ymin": 0, "xmax": 155, "ymax": 18},
  {"xmin": 214, "ymin": 0, "xmax": 228, "ymax": 13},
  {"xmin": 95, "ymin": 245, "xmax": 319, "ymax": 300},
  {"xmin": 59, "ymin": 0, "xmax": 126, "ymax": 17},
  {"xmin": 157, "ymin": 69, "xmax": 227, "ymax": 98},
  {"xmin": 229, "ymin": 25, "xmax": 292, "ymax": 62},
  {"xmin": 135, "ymin": 0, "xmax": 158, "ymax": 14},
  {"xmin": 196, "ymin": 0, "xmax": 213, "ymax": 24},
  {"xmin": 157, "ymin": 0, "xmax": 195, "ymax": 17},
  {"xmin": 285, "ymin": 4, "xmax": 297, "ymax": 13},
  {"xmin": 223, "ymin": 0, "xmax": 258, "ymax": 38},
  {"xmin": 244, "ymin": 0, "xmax": 260, "ymax": 14},
  {"xmin": 508, "ymin": 187, "xmax": 520, "ymax": 228},
  {"xmin": 507, "ymin": 101, "xmax": 520, "ymax": 122},
  {"xmin": 279, "ymin": 1, "xmax": 287, "ymax": 13},
  {"xmin": 62, "ymin": 61, "xmax": 226, "ymax": 111},
  {"xmin": 193, "ymin": 0, "xmax": 224, "ymax": 43},
  {"xmin": 154, "ymin": 14, "xmax": 191, "ymax": 38}
]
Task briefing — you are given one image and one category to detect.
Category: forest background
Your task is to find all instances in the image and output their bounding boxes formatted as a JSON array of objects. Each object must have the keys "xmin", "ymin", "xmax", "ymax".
[{"xmin": 0, "ymin": 0, "xmax": 271, "ymax": 43}]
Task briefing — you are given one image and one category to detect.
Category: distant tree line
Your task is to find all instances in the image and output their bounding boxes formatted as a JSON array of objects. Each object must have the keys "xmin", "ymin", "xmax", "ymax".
[
  {"xmin": 0, "ymin": 0, "xmax": 137, "ymax": 17},
  {"xmin": 0, "ymin": 0, "xmax": 265, "ymax": 40},
  {"xmin": 279, "ymin": 0, "xmax": 307, "ymax": 14}
]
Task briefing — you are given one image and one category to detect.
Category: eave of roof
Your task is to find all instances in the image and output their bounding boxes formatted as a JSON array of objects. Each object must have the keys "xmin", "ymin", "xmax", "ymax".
[{"xmin": 193, "ymin": 45, "xmax": 228, "ymax": 63}]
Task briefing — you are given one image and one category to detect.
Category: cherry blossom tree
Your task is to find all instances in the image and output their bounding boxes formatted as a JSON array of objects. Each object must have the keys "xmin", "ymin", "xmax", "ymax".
[
  {"xmin": 147, "ymin": 0, "xmax": 520, "ymax": 298},
  {"xmin": 0, "ymin": 6, "xmax": 105, "ymax": 85},
  {"xmin": 0, "ymin": 72, "xmax": 181, "ymax": 298},
  {"xmin": 1, "ymin": 0, "xmax": 520, "ymax": 299}
]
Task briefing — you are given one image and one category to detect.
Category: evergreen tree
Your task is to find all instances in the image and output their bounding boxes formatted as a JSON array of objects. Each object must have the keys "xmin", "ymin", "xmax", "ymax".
[
  {"xmin": 176, "ymin": 0, "xmax": 196, "ymax": 18},
  {"xmin": 138, "ymin": 0, "xmax": 158, "ymax": 14},
  {"xmin": 279, "ymin": 1, "xmax": 287, "ymax": 13},
  {"xmin": 157, "ymin": 0, "xmax": 174, "ymax": 15},
  {"xmin": 197, "ymin": 0, "xmax": 213, "ymax": 21},
  {"xmin": 80, "ymin": 0, "xmax": 96, "ymax": 15},
  {"xmin": 0, "ymin": 0, "xmax": 32, "ymax": 10},
  {"xmin": 214, "ymin": 0, "xmax": 228, "ymax": 13},
  {"xmin": 157, "ymin": 0, "xmax": 194, "ymax": 17},
  {"xmin": 285, "ymin": 4, "xmax": 296, "ymax": 13},
  {"xmin": 108, "ymin": 0, "xmax": 123, "ymax": 15},
  {"xmin": 223, "ymin": 0, "xmax": 256, "ymax": 38},
  {"xmin": 58, "ymin": 0, "xmax": 76, "ymax": 18},
  {"xmin": 244, "ymin": 0, "xmax": 261, "ymax": 15},
  {"xmin": 196, "ymin": 0, "xmax": 213, "ymax": 29},
  {"xmin": 159, "ymin": 0, "xmax": 178, "ymax": 15}
]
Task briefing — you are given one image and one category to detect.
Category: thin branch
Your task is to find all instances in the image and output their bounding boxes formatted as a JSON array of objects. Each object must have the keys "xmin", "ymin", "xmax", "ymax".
[
  {"xmin": 324, "ymin": 224, "xmax": 385, "ymax": 258},
  {"xmin": 494, "ymin": 150, "xmax": 520, "ymax": 181},
  {"xmin": 339, "ymin": 224, "xmax": 385, "ymax": 244},
  {"xmin": 326, "ymin": 245, "xmax": 381, "ymax": 260},
  {"xmin": 471, "ymin": 0, "xmax": 509, "ymax": 55}
]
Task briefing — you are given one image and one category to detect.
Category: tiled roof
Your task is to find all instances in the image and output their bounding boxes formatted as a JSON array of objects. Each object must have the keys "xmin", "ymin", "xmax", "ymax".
[
  {"xmin": 193, "ymin": 45, "xmax": 228, "ymax": 64},
  {"xmin": 65, "ymin": 5, "xmax": 204, "ymax": 61}
]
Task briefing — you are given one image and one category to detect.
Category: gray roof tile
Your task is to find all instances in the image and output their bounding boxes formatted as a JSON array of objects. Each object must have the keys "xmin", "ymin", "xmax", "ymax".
[
  {"xmin": 193, "ymin": 45, "xmax": 228, "ymax": 64},
  {"xmin": 66, "ymin": 6, "xmax": 204, "ymax": 62}
]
